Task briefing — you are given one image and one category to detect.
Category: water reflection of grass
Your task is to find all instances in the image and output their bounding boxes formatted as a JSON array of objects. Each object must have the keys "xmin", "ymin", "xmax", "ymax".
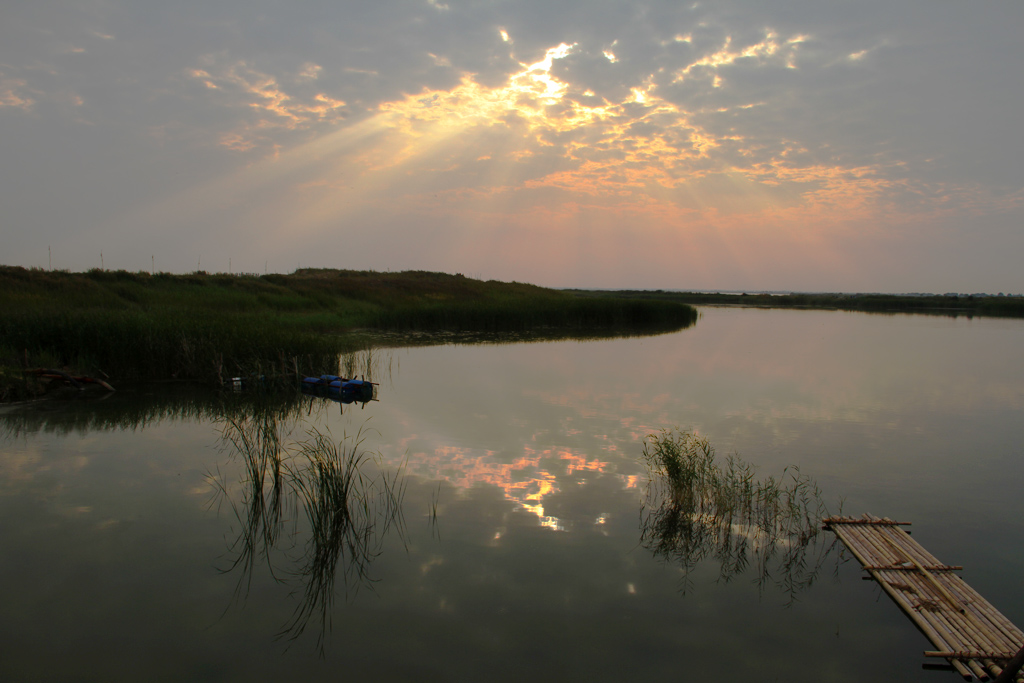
[
  {"xmin": 213, "ymin": 415, "xmax": 406, "ymax": 652},
  {"xmin": 640, "ymin": 429, "xmax": 836, "ymax": 600},
  {"xmin": 0, "ymin": 348, "xmax": 389, "ymax": 438},
  {"xmin": 284, "ymin": 427, "xmax": 406, "ymax": 646},
  {"xmin": 214, "ymin": 412, "xmax": 289, "ymax": 595}
]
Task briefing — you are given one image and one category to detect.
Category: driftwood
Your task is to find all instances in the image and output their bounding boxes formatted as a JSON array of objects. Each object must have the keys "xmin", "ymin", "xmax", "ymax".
[
  {"xmin": 27, "ymin": 368, "xmax": 115, "ymax": 392},
  {"xmin": 994, "ymin": 644, "xmax": 1024, "ymax": 683}
]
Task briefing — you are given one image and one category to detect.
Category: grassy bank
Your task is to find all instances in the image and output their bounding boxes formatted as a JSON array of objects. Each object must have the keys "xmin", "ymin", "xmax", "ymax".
[
  {"xmin": 569, "ymin": 289, "xmax": 1024, "ymax": 318},
  {"xmin": 0, "ymin": 266, "xmax": 697, "ymax": 399}
]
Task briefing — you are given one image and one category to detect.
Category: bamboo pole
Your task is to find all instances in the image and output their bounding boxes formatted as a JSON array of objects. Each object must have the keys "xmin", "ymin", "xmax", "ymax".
[
  {"xmin": 967, "ymin": 658, "xmax": 991, "ymax": 680},
  {"xmin": 963, "ymin": 589, "xmax": 1024, "ymax": 646},
  {"xmin": 831, "ymin": 526, "xmax": 973, "ymax": 679},
  {"xmin": 915, "ymin": 608, "xmax": 983, "ymax": 680},
  {"xmin": 829, "ymin": 515, "xmax": 1024, "ymax": 682},
  {"xmin": 911, "ymin": 586, "xmax": 1000, "ymax": 665},
  {"xmin": 830, "ymin": 522, "xmax": 973, "ymax": 678},
  {"xmin": 874, "ymin": 525, "xmax": 964, "ymax": 613},
  {"xmin": 945, "ymin": 603, "xmax": 1006, "ymax": 656},
  {"xmin": 857, "ymin": 526, "xmax": 907, "ymax": 572},
  {"xmin": 912, "ymin": 568, "xmax": 1015, "ymax": 658},
  {"xmin": 926, "ymin": 651, "xmax": 1019, "ymax": 660},
  {"xmin": 943, "ymin": 577, "xmax": 1023, "ymax": 648}
]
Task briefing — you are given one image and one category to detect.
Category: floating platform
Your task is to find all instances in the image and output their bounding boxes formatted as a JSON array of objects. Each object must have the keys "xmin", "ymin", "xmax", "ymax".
[
  {"xmin": 825, "ymin": 515, "xmax": 1024, "ymax": 681},
  {"xmin": 300, "ymin": 375, "xmax": 378, "ymax": 405}
]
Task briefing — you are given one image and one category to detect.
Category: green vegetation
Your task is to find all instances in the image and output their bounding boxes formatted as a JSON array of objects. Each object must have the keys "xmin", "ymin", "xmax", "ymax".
[
  {"xmin": 0, "ymin": 267, "xmax": 698, "ymax": 399},
  {"xmin": 571, "ymin": 289, "xmax": 1024, "ymax": 318},
  {"xmin": 641, "ymin": 429, "xmax": 834, "ymax": 599}
]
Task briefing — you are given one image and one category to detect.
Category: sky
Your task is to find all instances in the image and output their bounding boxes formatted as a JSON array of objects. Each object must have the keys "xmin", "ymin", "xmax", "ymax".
[{"xmin": 1, "ymin": 0, "xmax": 1022, "ymax": 293}]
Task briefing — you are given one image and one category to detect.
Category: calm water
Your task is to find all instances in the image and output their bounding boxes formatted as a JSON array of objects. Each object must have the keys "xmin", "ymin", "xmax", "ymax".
[{"xmin": 2, "ymin": 307, "xmax": 1023, "ymax": 682}]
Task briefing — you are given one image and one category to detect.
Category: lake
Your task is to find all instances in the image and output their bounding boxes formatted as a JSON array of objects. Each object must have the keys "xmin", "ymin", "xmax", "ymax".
[{"xmin": 2, "ymin": 306, "xmax": 1023, "ymax": 682}]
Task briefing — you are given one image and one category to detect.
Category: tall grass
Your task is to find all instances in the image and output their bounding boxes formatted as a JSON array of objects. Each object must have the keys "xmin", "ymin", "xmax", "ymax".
[
  {"xmin": 0, "ymin": 266, "xmax": 698, "ymax": 393},
  {"xmin": 1, "ymin": 309, "xmax": 343, "ymax": 381},
  {"xmin": 371, "ymin": 296, "xmax": 698, "ymax": 332},
  {"xmin": 640, "ymin": 429, "xmax": 835, "ymax": 600}
]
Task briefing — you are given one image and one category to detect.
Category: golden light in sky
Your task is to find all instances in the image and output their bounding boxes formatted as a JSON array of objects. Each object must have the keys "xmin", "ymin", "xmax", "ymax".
[
  {"xmin": 1, "ymin": 0, "xmax": 1020, "ymax": 293},
  {"xmin": 184, "ymin": 30, "xmax": 925, "ymax": 249},
  {"xmin": 28, "ymin": 7, "xmax": 1008, "ymax": 291}
]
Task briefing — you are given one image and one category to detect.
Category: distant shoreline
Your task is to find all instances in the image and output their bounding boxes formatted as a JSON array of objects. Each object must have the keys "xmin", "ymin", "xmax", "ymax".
[{"xmin": 566, "ymin": 289, "xmax": 1024, "ymax": 318}]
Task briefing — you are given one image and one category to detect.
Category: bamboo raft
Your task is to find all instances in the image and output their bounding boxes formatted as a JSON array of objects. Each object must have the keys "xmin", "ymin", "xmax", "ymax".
[{"xmin": 825, "ymin": 515, "xmax": 1024, "ymax": 682}]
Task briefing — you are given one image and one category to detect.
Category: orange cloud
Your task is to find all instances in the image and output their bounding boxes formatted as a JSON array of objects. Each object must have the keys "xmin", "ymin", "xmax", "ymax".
[
  {"xmin": 163, "ymin": 38, "xmax": 1010, "ymax": 282},
  {"xmin": 188, "ymin": 60, "xmax": 346, "ymax": 147},
  {"xmin": 0, "ymin": 74, "xmax": 36, "ymax": 111}
]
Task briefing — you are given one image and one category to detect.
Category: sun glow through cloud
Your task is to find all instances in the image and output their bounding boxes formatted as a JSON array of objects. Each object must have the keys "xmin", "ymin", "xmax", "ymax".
[
  {"xmin": 3, "ymin": 1, "xmax": 1022, "ymax": 292},
  {"xmin": 186, "ymin": 33, "xmax": 932, "ymax": 242},
  {"xmin": 95, "ymin": 23, "xmax": 1023, "ymax": 290}
]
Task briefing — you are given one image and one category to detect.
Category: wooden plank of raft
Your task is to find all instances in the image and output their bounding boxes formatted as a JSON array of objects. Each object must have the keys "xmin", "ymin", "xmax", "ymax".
[
  {"xmin": 874, "ymin": 523, "xmax": 965, "ymax": 613},
  {"xmin": 826, "ymin": 514, "xmax": 1024, "ymax": 681},
  {"xmin": 926, "ymin": 651, "xmax": 1021, "ymax": 661},
  {"xmin": 826, "ymin": 520, "xmax": 976, "ymax": 680}
]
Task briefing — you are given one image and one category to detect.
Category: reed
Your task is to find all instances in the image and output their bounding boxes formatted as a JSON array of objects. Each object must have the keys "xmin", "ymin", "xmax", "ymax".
[
  {"xmin": 640, "ymin": 429, "xmax": 835, "ymax": 600},
  {"xmin": 0, "ymin": 266, "xmax": 698, "ymax": 396},
  {"xmin": 370, "ymin": 296, "xmax": 698, "ymax": 332}
]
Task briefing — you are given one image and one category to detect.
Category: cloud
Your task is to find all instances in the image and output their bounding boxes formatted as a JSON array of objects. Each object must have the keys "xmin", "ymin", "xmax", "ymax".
[
  {"xmin": 296, "ymin": 62, "xmax": 322, "ymax": 82},
  {"xmin": 0, "ymin": 0, "xmax": 1022, "ymax": 291},
  {"xmin": 187, "ymin": 58, "xmax": 347, "ymax": 149},
  {"xmin": 0, "ymin": 73, "xmax": 36, "ymax": 111}
]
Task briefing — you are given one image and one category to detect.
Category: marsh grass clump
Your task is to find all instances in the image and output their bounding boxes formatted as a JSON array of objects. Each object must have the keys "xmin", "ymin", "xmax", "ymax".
[
  {"xmin": 641, "ymin": 429, "xmax": 834, "ymax": 600},
  {"xmin": 212, "ymin": 415, "xmax": 406, "ymax": 653},
  {"xmin": 371, "ymin": 295, "xmax": 699, "ymax": 333}
]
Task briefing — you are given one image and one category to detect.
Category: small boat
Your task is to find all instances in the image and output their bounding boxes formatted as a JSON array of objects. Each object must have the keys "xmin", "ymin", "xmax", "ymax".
[{"xmin": 301, "ymin": 375, "xmax": 378, "ymax": 404}]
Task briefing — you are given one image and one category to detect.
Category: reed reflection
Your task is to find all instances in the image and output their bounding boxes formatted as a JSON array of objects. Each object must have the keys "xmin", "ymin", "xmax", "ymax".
[
  {"xmin": 0, "ymin": 348, "xmax": 391, "ymax": 438},
  {"xmin": 212, "ymin": 410, "xmax": 406, "ymax": 651},
  {"xmin": 640, "ymin": 430, "xmax": 836, "ymax": 601}
]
